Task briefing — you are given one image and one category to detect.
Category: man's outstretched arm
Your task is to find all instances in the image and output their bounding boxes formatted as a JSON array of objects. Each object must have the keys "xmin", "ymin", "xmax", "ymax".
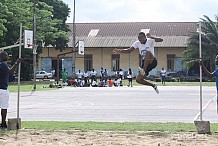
[
  {"xmin": 113, "ymin": 46, "xmax": 135, "ymax": 54},
  {"xmin": 146, "ymin": 33, "xmax": 163, "ymax": 42}
]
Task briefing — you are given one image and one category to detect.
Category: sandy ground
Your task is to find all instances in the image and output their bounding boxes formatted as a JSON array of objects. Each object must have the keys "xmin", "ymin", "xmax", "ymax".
[{"xmin": 0, "ymin": 131, "xmax": 218, "ymax": 146}]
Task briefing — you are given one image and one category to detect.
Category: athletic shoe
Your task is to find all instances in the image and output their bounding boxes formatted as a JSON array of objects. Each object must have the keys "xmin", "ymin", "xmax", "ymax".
[
  {"xmin": 153, "ymin": 84, "xmax": 159, "ymax": 94},
  {"xmin": 138, "ymin": 67, "xmax": 145, "ymax": 76},
  {"xmin": 0, "ymin": 123, "xmax": 7, "ymax": 129}
]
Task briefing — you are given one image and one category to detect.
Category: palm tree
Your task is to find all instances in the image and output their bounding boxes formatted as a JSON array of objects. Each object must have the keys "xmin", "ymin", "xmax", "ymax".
[{"xmin": 183, "ymin": 15, "xmax": 218, "ymax": 73}]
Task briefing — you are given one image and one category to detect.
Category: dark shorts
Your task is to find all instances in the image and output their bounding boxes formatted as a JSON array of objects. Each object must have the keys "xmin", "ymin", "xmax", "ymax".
[{"xmin": 141, "ymin": 58, "xmax": 157, "ymax": 75}]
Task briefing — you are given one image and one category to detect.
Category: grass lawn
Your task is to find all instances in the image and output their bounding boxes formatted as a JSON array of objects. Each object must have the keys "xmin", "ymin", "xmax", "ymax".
[
  {"xmin": 8, "ymin": 81, "xmax": 57, "ymax": 92},
  {"xmin": 19, "ymin": 121, "xmax": 218, "ymax": 134},
  {"xmin": 8, "ymin": 80, "xmax": 215, "ymax": 92}
]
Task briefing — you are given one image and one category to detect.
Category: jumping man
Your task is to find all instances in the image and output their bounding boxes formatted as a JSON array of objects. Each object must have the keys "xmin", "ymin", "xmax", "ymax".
[{"xmin": 113, "ymin": 32, "xmax": 163, "ymax": 94}]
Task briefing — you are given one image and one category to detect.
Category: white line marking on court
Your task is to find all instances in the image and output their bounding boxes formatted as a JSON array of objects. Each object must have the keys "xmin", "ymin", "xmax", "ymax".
[{"xmin": 194, "ymin": 95, "xmax": 216, "ymax": 121}]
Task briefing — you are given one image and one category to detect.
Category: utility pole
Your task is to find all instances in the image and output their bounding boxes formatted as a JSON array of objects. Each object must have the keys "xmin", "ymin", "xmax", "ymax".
[
  {"xmin": 33, "ymin": 0, "xmax": 37, "ymax": 90},
  {"xmin": 72, "ymin": 0, "xmax": 76, "ymax": 78}
]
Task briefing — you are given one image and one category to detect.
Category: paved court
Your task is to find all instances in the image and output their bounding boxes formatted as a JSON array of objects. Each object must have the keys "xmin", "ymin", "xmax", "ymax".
[{"xmin": 7, "ymin": 86, "xmax": 218, "ymax": 123}]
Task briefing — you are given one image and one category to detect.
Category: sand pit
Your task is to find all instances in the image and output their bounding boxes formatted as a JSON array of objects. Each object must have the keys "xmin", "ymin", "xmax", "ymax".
[{"xmin": 0, "ymin": 131, "xmax": 218, "ymax": 146}]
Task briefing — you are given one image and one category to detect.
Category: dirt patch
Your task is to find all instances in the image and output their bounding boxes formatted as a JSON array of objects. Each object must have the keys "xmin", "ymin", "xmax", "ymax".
[{"xmin": 0, "ymin": 131, "xmax": 217, "ymax": 146}]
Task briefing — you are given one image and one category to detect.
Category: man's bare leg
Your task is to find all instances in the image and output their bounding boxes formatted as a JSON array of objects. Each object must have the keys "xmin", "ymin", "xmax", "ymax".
[
  {"xmin": 143, "ymin": 51, "xmax": 155, "ymax": 72},
  {"xmin": 138, "ymin": 51, "xmax": 155, "ymax": 76},
  {"xmin": 136, "ymin": 73, "xmax": 154, "ymax": 86},
  {"xmin": 136, "ymin": 72, "xmax": 159, "ymax": 94}
]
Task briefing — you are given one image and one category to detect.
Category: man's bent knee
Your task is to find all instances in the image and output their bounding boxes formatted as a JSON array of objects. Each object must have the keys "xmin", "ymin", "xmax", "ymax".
[{"xmin": 136, "ymin": 74, "xmax": 144, "ymax": 83}]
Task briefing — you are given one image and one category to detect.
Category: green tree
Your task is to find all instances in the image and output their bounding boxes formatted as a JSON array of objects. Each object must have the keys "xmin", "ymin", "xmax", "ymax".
[
  {"xmin": 0, "ymin": 0, "xmax": 11, "ymax": 38},
  {"xmin": 184, "ymin": 15, "xmax": 218, "ymax": 73},
  {"xmin": 37, "ymin": 0, "xmax": 70, "ymax": 51},
  {"xmin": 0, "ymin": 0, "xmax": 70, "ymax": 80}
]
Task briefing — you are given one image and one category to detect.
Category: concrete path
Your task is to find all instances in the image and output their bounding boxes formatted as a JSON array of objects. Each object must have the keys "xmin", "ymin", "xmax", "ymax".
[{"xmin": 7, "ymin": 86, "xmax": 218, "ymax": 123}]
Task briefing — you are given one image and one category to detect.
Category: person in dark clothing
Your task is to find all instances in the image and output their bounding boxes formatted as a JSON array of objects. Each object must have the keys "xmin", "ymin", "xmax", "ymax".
[{"xmin": 0, "ymin": 51, "xmax": 21, "ymax": 129}]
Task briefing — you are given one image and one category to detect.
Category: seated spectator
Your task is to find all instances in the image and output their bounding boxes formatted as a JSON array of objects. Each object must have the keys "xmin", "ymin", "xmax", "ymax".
[
  {"xmin": 98, "ymin": 81, "xmax": 103, "ymax": 87},
  {"xmin": 92, "ymin": 79, "xmax": 98, "ymax": 87},
  {"xmin": 63, "ymin": 82, "xmax": 68, "ymax": 86},
  {"xmin": 68, "ymin": 78, "xmax": 76, "ymax": 86},
  {"xmin": 108, "ymin": 78, "xmax": 113, "ymax": 87},
  {"xmin": 114, "ymin": 78, "xmax": 120, "ymax": 87}
]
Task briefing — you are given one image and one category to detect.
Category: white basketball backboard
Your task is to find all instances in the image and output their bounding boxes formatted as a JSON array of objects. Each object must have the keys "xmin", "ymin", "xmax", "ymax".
[
  {"xmin": 78, "ymin": 40, "xmax": 84, "ymax": 55},
  {"xmin": 24, "ymin": 30, "xmax": 33, "ymax": 49}
]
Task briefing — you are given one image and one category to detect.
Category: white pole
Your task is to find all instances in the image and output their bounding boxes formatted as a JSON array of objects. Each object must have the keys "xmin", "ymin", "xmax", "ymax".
[
  {"xmin": 72, "ymin": 0, "xmax": 76, "ymax": 78},
  {"xmin": 17, "ymin": 23, "xmax": 22, "ymax": 129},
  {"xmin": 33, "ymin": 0, "xmax": 37, "ymax": 90},
  {"xmin": 199, "ymin": 21, "xmax": 203, "ymax": 121}
]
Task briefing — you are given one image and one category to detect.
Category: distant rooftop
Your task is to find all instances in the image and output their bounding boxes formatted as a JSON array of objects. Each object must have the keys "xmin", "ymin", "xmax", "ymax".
[{"xmin": 67, "ymin": 22, "xmax": 198, "ymax": 37}]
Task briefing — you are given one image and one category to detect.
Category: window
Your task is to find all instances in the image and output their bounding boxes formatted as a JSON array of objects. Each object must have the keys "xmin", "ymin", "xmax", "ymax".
[
  {"xmin": 112, "ymin": 54, "xmax": 120, "ymax": 71},
  {"xmin": 167, "ymin": 54, "xmax": 176, "ymax": 71},
  {"xmin": 84, "ymin": 54, "xmax": 93, "ymax": 71},
  {"xmin": 88, "ymin": 29, "xmax": 99, "ymax": 37}
]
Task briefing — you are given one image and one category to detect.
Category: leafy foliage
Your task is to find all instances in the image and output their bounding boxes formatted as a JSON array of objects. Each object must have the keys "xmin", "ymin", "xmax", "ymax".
[
  {"xmin": 184, "ymin": 15, "xmax": 218, "ymax": 72},
  {"xmin": 0, "ymin": 0, "xmax": 70, "ymax": 80}
]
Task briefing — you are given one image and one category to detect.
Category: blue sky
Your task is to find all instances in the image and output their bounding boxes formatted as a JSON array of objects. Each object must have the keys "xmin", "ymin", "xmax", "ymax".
[{"xmin": 62, "ymin": 0, "xmax": 218, "ymax": 23}]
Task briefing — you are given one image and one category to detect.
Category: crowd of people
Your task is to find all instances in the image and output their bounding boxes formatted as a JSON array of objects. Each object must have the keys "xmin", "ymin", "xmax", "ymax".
[{"xmin": 63, "ymin": 68, "xmax": 134, "ymax": 87}]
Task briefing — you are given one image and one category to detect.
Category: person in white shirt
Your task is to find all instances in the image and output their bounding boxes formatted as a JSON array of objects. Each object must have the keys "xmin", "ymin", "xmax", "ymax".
[
  {"xmin": 91, "ymin": 79, "xmax": 97, "ymax": 87},
  {"xmin": 113, "ymin": 32, "xmax": 163, "ymax": 94},
  {"xmin": 76, "ymin": 70, "xmax": 83, "ymax": 87},
  {"xmin": 90, "ymin": 69, "xmax": 97, "ymax": 84},
  {"xmin": 51, "ymin": 68, "xmax": 55, "ymax": 78},
  {"xmin": 76, "ymin": 70, "xmax": 83, "ymax": 80},
  {"xmin": 127, "ymin": 68, "xmax": 133, "ymax": 87},
  {"xmin": 160, "ymin": 68, "xmax": 166, "ymax": 85},
  {"xmin": 119, "ymin": 69, "xmax": 124, "ymax": 86},
  {"xmin": 103, "ymin": 69, "xmax": 108, "ymax": 82},
  {"xmin": 83, "ymin": 71, "xmax": 89, "ymax": 86}
]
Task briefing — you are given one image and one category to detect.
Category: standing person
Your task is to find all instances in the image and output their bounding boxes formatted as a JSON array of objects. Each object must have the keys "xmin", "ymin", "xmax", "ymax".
[
  {"xmin": 103, "ymin": 68, "xmax": 108, "ymax": 82},
  {"xmin": 160, "ymin": 68, "xmax": 166, "ymax": 85},
  {"xmin": 119, "ymin": 69, "xmax": 124, "ymax": 86},
  {"xmin": 76, "ymin": 70, "xmax": 83, "ymax": 87},
  {"xmin": 90, "ymin": 68, "xmax": 97, "ymax": 84},
  {"xmin": 127, "ymin": 68, "xmax": 133, "ymax": 87},
  {"xmin": 200, "ymin": 56, "xmax": 218, "ymax": 112},
  {"xmin": 83, "ymin": 71, "xmax": 89, "ymax": 87},
  {"xmin": 113, "ymin": 32, "xmax": 163, "ymax": 94},
  {"xmin": 61, "ymin": 68, "xmax": 68, "ymax": 83},
  {"xmin": 0, "ymin": 51, "xmax": 21, "ymax": 128},
  {"xmin": 100, "ymin": 67, "xmax": 104, "ymax": 81},
  {"xmin": 51, "ymin": 68, "xmax": 55, "ymax": 78}
]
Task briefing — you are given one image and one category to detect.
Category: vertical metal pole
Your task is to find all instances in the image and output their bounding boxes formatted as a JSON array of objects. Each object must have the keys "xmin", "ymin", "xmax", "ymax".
[
  {"xmin": 72, "ymin": 0, "xmax": 76, "ymax": 78},
  {"xmin": 33, "ymin": 0, "xmax": 37, "ymax": 90},
  {"xmin": 199, "ymin": 21, "xmax": 203, "ymax": 121},
  {"xmin": 57, "ymin": 57, "xmax": 60, "ymax": 84},
  {"xmin": 17, "ymin": 23, "xmax": 22, "ymax": 129}
]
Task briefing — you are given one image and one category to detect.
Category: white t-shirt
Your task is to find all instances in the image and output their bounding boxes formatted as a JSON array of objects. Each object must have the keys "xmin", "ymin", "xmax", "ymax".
[
  {"xmin": 127, "ymin": 71, "xmax": 133, "ymax": 78},
  {"xmin": 76, "ymin": 72, "xmax": 83, "ymax": 79},
  {"xmin": 119, "ymin": 71, "xmax": 123, "ymax": 76},
  {"xmin": 90, "ymin": 71, "xmax": 97, "ymax": 76},
  {"xmin": 92, "ymin": 80, "xmax": 97, "ymax": 86},
  {"xmin": 160, "ymin": 69, "xmax": 166, "ymax": 77},
  {"xmin": 131, "ymin": 38, "xmax": 155, "ymax": 56},
  {"xmin": 84, "ymin": 72, "xmax": 89, "ymax": 77}
]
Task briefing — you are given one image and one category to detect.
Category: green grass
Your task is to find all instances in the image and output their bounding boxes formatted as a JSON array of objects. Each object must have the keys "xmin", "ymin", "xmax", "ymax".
[
  {"xmin": 8, "ymin": 82, "xmax": 57, "ymax": 92},
  {"xmin": 20, "ymin": 121, "xmax": 218, "ymax": 134},
  {"xmin": 8, "ymin": 80, "xmax": 216, "ymax": 92}
]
